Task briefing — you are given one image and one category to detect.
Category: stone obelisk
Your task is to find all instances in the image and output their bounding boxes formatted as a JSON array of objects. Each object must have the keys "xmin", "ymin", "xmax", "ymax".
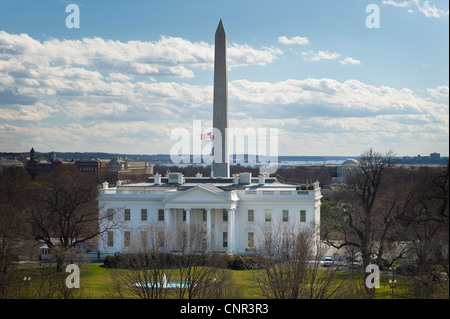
[{"xmin": 212, "ymin": 19, "xmax": 230, "ymax": 178}]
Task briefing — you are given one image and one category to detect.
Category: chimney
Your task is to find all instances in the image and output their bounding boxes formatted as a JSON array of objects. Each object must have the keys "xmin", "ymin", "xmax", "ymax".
[
  {"xmin": 102, "ymin": 181, "xmax": 109, "ymax": 189},
  {"xmin": 239, "ymin": 172, "xmax": 251, "ymax": 185},
  {"xmin": 258, "ymin": 174, "xmax": 266, "ymax": 185},
  {"xmin": 154, "ymin": 173, "xmax": 161, "ymax": 185},
  {"xmin": 233, "ymin": 173, "xmax": 239, "ymax": 185}
]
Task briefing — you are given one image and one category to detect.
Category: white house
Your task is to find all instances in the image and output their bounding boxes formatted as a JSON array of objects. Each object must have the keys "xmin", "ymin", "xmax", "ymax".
[{"xmin": 98, "ymin": 172, "xmax": 321, "ymax": 256}]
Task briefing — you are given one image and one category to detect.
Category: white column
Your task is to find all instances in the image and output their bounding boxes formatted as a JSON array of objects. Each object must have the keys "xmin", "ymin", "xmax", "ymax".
[
  {"xmin": 206, "ymin": 209, "xmax": 212, "ymax": 251},
  {"xmin": 164, "ymin": 208, "xmax": 171, "ymax": 231},
  {"xmin": 185, "ymin": 208, "xmax": 191, "ymax": 225},
  {"xmin": 185, "ymin": 208, "xmax": 191, "ymax": 251},
  {"xmin": 164, "ymin": 208, "xmax": 171, "ymax": 251},
  {"xmin": 227, "ymin": 208, "xmax": 235, "ymax": 255}
]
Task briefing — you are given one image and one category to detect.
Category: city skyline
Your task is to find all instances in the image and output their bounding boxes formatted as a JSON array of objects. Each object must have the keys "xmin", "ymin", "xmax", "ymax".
[{"xmin": 0, "ymin": 0, "xmax": 448, "ymax": 157}]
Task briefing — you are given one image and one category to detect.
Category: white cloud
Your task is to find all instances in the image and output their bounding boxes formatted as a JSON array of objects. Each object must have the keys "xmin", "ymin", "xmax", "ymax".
[
  {"xmin": 0, "ymin": 103, "xmax": 58, "ymax": 121},
  {"xmin": 382, "ymin": 0, "xmax": 449, "ymax": 18},
  {"xmin": 1, "ymin": 78, "xmax": 447, "ymax": 155},
  {"xmin": 278, "ymin": 36, "xmax": 310, "ymax": 45},
  {"xmin": 382, "ymin": 0, "xmax": 410, "ymax": 8},
  {"xmin": 0, "ymin": 31, "xmax": 281, "ymax": 81},
  {"xmin": 301, "ymin": 51, "xmax": 360, "ymax": 65},
  {"xmin": 427, "ymin": 85, "xmax": 449, "ymax": 101},
  {"xmin": 0, "ymin": 31, "xmax": 447, "ymax": 156},
  {"xmin": 107, "ymin": 72, "xmax": 133, "ymax": 82},
  {"xmin": 414, "ymin": 0, "xmax": 449, "ymax": 18},
  {"xmin": 301, "ymin": 50, "xmax": 341, "ymax": 62},
  {"xmin": 228, "ymin": 43, "xmax": 282, "ymax": 68},
  {"xmin": 339, "ymin": 57, "xmax": 362, "ymax": 65}
]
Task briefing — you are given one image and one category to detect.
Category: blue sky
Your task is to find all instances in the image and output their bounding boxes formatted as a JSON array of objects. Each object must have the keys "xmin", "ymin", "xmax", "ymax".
[{"xmin": 0, "ymin": 0, "xmax": 448, "ymax": 157}]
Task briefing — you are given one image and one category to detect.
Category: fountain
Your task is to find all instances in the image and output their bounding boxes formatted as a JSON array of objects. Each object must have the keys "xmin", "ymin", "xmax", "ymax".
[{"xmin": 132, "ymin": 273, "xmax": 190, "ymax": 289}]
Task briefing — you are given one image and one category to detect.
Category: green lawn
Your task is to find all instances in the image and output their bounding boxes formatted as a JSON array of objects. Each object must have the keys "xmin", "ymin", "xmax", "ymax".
[
  {"xmin": 79, "ymin": 264, "xmax": 416, "ymax": 299},
  {"xmin": 81, "ymin": 264, "xmax": 116, "ymax": 298},
  {"xmin": 80, "ymin": 264, "xmax": 265, "ymax": 299},
  {"xmin": 9, "ymin": 263, "xmax": 446, "ymax": 299}
]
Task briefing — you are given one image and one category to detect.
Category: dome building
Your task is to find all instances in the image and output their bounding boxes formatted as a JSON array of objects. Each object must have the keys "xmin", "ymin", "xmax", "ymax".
[{"xmin": 337, "ymin": 159, "xmax": 359, "ymax": 178}]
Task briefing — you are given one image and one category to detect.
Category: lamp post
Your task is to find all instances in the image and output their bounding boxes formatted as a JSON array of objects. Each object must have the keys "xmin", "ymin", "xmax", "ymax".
[
  {"xmin": 23, "ymin": 276, "xmax": 31, "ymax": 298},
  {"xmin": 389, "ymin": 279, "xmax": 397, "ymax": 299},
  {"xmin": 389, "ymin": 266, "xmax": 397, "ymax": 299}
]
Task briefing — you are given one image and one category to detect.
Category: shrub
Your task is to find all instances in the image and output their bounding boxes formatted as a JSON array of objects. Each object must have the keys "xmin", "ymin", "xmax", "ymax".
[{"xmin": 226, "ymin": 255, "xmax": 269, "ymax": 270}]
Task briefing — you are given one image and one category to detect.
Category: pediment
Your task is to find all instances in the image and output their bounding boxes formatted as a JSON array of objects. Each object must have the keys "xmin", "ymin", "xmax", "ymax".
[{"xmin": 164, "ymin": 185, "xmax": 233, "ymax": 203}]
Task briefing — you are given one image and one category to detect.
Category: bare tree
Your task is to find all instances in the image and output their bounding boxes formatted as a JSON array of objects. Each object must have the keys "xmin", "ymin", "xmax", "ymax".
[
  {"xmin": 323, "ymin": 149, "xmax": 401, "ymax": 296},
  {"xmin": 108, "ymin": 222, "xmax": 237, "ymax": 299},
  {"xmin": 323, "ymin": 149, "xmax": 449, "ymax": 298},
  {"xmin": 246, "ymin": 220, "xmax": 349, "ymax": 299},
  {"xmin": 173, "ymin": 223, "xmax": 229, "ymax": 299},
  {"xmin": 108, "ymin": 222, "xmax": 173, "ymax": 299},
  {"xmin": 0, "ymin": 205, "xmax": 28, "ymax": 298},
  {"xmin": 400, "ymin": 164, "xmax": 449, "ymax": 298},
  {"xmin": 26, "ymin": 165, "xmax": 120, "ymax": 271},
  {"xmin": 0, "ymin": 167, "xmax": 32, "ymax": 298}
]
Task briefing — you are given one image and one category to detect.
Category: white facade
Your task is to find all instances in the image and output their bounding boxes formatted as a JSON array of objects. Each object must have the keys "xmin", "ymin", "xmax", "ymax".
[{"xmin": 98, "ymin": 172, "xmax": 322, "ymax": 256}]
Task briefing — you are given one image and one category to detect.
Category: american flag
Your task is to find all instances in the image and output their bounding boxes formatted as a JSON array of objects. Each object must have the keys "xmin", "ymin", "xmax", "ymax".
[{"xmin": 201, "ymin": 132, "xmax": 212, "ymax": 140}]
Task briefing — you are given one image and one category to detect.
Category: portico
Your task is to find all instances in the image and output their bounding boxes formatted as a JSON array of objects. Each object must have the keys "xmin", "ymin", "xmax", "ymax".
[{"xmin": 163, "ymin": 184, "xmax": 238, "ymax": 254}]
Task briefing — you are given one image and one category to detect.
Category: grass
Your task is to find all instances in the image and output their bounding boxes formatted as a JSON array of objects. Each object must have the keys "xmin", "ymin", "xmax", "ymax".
[
  {"xmin": 81, "ymin": 264, "xmax": 116, "ymax": 298},
  {"xmin": 8, "ymin": 263, "xmax": 447, "ymax": 299},
  {"xmin": 80, "ymin": 264, "xmax": 265, "ymax": 299}
]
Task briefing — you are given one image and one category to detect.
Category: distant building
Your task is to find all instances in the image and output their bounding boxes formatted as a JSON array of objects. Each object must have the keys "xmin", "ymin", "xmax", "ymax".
[
  {"xmin": 26, "ymin": 148, "xmax": 39, "ymax": 178},
  {"xmin": 26, "ymin": 148, "xmax": 38, "ymax": 170},
  {"xmin": 24, "ymin": 148, "xmax": 66, "ymax": 177},
  {"xmin": 337, "ymin": 158, "xmax": 359, "ymax": 178},
  {"xmin": 107, "ymin": 157, "xmax": 153, "ymax": 181},
  {"xmin": 75, "ymin": 157, "xmax": 107, "ymax": 178},
  {"xmin": 430, "ymin": 152, "xmax": 440, "ymax": 161},
  {"xmin": 331, "ymin": 158, "xmax": 360, "ymax": 185},
  {"xmin": 0, "ymin": 158, "xmax": 24, "ymax": 174}
]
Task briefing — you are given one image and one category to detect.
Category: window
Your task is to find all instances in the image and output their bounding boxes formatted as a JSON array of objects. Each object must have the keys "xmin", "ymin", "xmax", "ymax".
[
  {"xmin": 107, "ymin": 231, "xmax": 114, "ymax": 247},
  {"xmin": 141, "ymin": 209, "xmax": 147, "ymax": 221},
  {"xmin": 203, "ymin": 210, "xmax": 207, "ymax": 222},
  {"xmin": 300, "ymin": 210, "xmax": 306, "ymax": 222},
  {"xmin": 248, "ymin": 232, "xmax": 254, "ymax": 248},
  {"xmin": 283, "ymin": 210, "xmax": 289, "ymax": 222},
  {"xmin": 107, "ymin": 208, "xmax": 114, "ymax": 221},
  {"xmin": 124, "ymin": 231, "xmax": 130, "ymax": 247},
  {"xmin": 265, "ymin": 209, "xmax": 272, "ymax": 222},
  {"xmin": 248, "ymin": 210, "xmax": 254, "ymax": 222},
  {"xmin": 124, "ymin": 209, "xmax": 130, "ymax": 221},
  {"xmin": 223, "ymin": 232, "xmax": 228, "ymax": 248},
  {"xmin": 183, "ymin": 210, "xmax": 186, "ymax": 221},
  {"xmin": 158, "ymin": 209, "xmax": 164, "ymax": 221},
  {"xmin": 223, "ymin": 210, "xmax": 228, "ymax": 222}
]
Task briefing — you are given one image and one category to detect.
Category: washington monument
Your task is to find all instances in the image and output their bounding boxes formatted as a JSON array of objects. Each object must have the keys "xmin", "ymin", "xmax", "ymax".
[{"xmin": 212, "ymin": 19, "xmax": 230, "ymax": 177}]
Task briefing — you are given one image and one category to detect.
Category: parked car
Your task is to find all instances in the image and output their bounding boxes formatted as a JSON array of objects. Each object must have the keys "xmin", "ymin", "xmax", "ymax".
[
  {"xmin": 323, "ymin": 257, "xmax": 333, "ymax": 267},
  {"xmin": 348, "ymin": 260, "xmax": 361, "ymax": 269}
]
